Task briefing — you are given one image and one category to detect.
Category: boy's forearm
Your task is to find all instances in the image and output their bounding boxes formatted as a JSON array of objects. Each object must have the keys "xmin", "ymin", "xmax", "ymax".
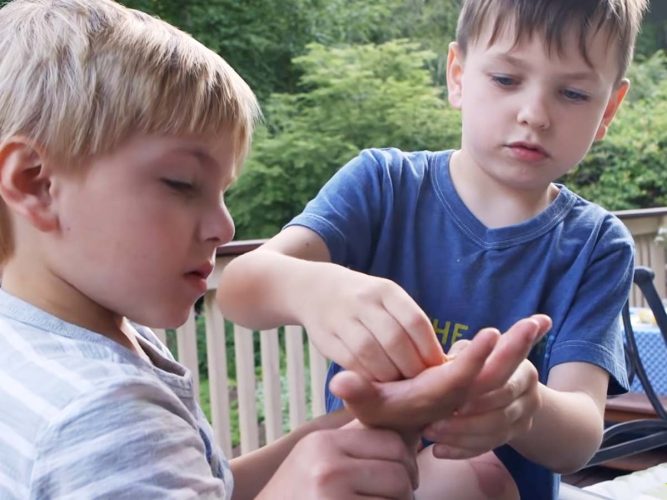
[
  {"xmin": 216, "ymin": 249, "xmax": 324, "ymax": 330},
  {"xmin": 509, "ymin": 384, "xmax": 604, "ymax": 473},
  {"xmin": 230, "ymin": 410, "xmax": 353, "ymax": 499}
]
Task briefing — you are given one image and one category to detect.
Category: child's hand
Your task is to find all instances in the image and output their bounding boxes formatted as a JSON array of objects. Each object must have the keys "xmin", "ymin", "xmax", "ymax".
[
  {"xmin": 421, "ymin": 315, "xmax": 550, "ymax": 459},
  {"xmin": 329, "ymin": 326, "xmax": 501, "ymax": 429},
  {"xmin": 422, "ymin": 358, "xmax": 540, "ymax": 459},
  {"xmin": 330, "ymin": 314, "xmax": 550, "ymax": 432},
  {"xmin": 258, "ymin": 425, "xmax": 419, "ymax": 499},
  {"xmin": 301, "ymin": 265, "xmax": 444, "ymax": 382}
]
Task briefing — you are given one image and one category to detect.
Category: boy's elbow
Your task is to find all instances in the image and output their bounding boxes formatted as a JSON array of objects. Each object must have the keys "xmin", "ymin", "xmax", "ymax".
[
  {"xmin": 215, "ymin": 253, "xmax": 257, "ymax": 319},
  {"xmin": 550, "ymin": 431, "xmax": 604, "ymax": 474}
]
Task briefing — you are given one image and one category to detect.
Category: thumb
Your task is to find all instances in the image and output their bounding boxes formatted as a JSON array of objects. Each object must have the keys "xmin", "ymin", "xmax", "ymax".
[
  {"xmin": 329, "ymin": 370, "xmax": 378, "ymax": 404},
  {"xmin": 530, "ymin": 314, "xmax": 552, "ymax": 344}
]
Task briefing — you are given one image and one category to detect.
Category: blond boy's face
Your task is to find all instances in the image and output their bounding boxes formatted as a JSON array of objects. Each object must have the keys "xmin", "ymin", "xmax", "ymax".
[
  {"xmin": 50, "ymin": 134, "xmax": 236, "ymax": 328},
  {"xmin": 446, "ymin": 22, "xmax": 628, "ymax": 194}
]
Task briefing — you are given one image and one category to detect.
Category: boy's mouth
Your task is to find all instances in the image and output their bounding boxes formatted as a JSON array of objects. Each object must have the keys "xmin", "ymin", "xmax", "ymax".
[
  {"xmin": 506, "ymin": 141, "xmax": 549, "ymax": 161},
  {"xmin": 186, "ymin": 262, "xmax": 214, "ymax": 280}
]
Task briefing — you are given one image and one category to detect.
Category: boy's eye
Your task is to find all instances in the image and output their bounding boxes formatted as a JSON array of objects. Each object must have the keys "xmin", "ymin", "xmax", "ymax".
[
  {"xmin": 162, "ymin": 178, "xmax": 196, "ymax": 192},
  {"xmin": 490, "ymin": 74, "xmax": 517, "ymax": 87},
  {"xmin": 561, "ymin": 88, "xmax": 589, "ymax": 102}
]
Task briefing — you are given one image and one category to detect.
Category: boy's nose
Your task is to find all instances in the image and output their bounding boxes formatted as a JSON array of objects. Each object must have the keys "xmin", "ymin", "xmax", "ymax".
[
  {"xmin": 516, "ymin": 95, "xmax": 550, "ymax": 130},
  {"xmin": 202, "ymin": 200, "xmax": 235, "ymax": 247}
]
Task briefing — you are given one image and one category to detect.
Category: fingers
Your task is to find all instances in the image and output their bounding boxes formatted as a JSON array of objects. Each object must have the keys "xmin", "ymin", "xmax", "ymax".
[
  {"xmin": 336, "ymin": 319, "xmax": 402, "ymax": 382},
  {"xmin": 531, "ymin": 314, "xmax": 553, "ymax": 341},
  {"xmin": 360, "ymin": 307, "xmax": 430, "ymax": 379},
  {"xmin": 471, "ymin": 315, "xmax": 550, "ymax": 395},
  {"xmin": 446, "ymin": 338, "xmax": 471, "ymax": 357},
  {"xmin": 421, "ymin": 361, "xmax": 541, "ymax": 459},
  {"xmin": 423, "ymin": 395, "xmax": 537, "ymax": 458},
  {"xmin": 315, "ymin": 332, "xmax": 376, "ymax": 381},
  {"xmin": 288, "ymin": 429, "xmax": 418, "ymax": 499},
  {"xmin": 383, "ymin": 287, "xmax": 445, "ymax": 368},
  {"xmin": 331, "ymin": 428, "xmax": 419, "ymax": 491},
  {"xmin": 329, "ymin": 369, "xmax": 380, "ymax": 406},
  {"xmin": 331, "ymin": 328, "xmax": 500, "ymax": 430},
  {"xmin": 347, "ymin": 458, "xmax": 415, "ymax": 498},
  {"xmin": 319, "ymin": 276, "xmax": 444, "ymax": 382},
  {"xmin": 460, "ymin": 360, "xmax": 539, "ymax": 415}
]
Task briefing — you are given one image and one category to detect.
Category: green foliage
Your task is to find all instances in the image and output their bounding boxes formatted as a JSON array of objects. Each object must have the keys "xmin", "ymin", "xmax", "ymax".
[
  {"xmin": 562, "ymin": 56, "xmax": 667, "ymax": 209},
  {"xmin": 624, "ymin": 50, "xmax": 667, "ymax": 102},
  {"xmin": 119, "ymin": 0, "xmax": 460, "ymax": 100},
  {"xmin": 120, "ymin": 0, "xmax": 316, "ymax": 100},
  {"xmin": 118, "ymin": 0, "xmax": 667, "ymax": 219},
  {"xmin": 229, "ymin": 40, "xmax": 461, "ymax": 238}
]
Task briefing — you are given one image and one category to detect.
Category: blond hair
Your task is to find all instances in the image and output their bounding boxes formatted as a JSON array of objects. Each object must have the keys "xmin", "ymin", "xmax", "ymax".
[
  {"xmin": 0, "ymin": 0, "xmax": 261, "ymax": 263},
  {"xmin": 456, "ymin": 0, "xmax": 649, "ymax": 83}
]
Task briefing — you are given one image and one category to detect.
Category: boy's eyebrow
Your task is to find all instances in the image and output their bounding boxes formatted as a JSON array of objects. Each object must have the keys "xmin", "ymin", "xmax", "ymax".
[
  {"xmin": 170, "ymin": 144, "xmax": 234, "ymax": 187},
  {"xmin": 488, "ymin": 53, "xmax": 601, "ymax": 82},
  {"xmin": 172, "ymin": 145, "xmax": 218, "ymax": 169},
  {"xmin": 488, "ymin": 53, "xmax": 530, "ymax": 70}
]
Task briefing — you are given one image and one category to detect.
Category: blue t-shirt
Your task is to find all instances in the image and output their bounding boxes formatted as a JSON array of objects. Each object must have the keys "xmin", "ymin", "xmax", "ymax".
[{"xmin": 287, "ymin": 148, "xmax": 634, "ymax": 500}]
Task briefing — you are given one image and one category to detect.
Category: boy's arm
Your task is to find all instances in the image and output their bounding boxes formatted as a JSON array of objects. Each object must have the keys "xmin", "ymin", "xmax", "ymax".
[
  {"xmin": 505, "ymin": 362, "xmax": 608, "ymax": 473},
  {"xmin": 216, "ymin": 225, "xmax": 332, "ymax": 330},
  {"xmin": 217, "ymin": 226, "xmax": 444, "ymax": 382}
]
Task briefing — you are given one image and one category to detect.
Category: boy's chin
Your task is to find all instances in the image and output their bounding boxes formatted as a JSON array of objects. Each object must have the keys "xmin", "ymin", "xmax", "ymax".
[{"xmin": 130, "ymin": 305, "xmax": 194, "ymax": 330}]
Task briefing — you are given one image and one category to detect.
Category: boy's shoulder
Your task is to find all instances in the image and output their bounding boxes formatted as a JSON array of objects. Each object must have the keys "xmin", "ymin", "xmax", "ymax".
[
  {"xmin": 0, "ymin": 289, "xmax": 195, "ymax": 435},
  {"xmin": 337, "ymin": 147, "xmax": 454, "ymax": 188},
  {"xmin": 0, "ymin": 291, "xmax": 216, "ymax": 498},
  {"xmin": 0, "ymin": 306, "xmax": 232, "ymax": 498},
  {"xmin": 560, "ymin": 185, "xmax": 634, "ymax": 245},
  {"xmin": 354, "ymin": 147, "xmax": 452, "ymax": 171}
]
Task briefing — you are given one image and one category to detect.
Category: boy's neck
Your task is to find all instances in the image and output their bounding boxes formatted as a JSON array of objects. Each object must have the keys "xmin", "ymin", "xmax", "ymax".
[
  {"xmin": 1, "ymin": 259, "xmax": 151, "ymax": 362},
  {"xmin": 449, "ymin": 150, "xmax": 559, "ymax": 229}
]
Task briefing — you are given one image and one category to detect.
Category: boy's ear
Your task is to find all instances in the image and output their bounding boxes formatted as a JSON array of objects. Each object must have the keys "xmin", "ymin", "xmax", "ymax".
[
  {"xmin": 0, "ymin": 138, "xmax": 59, "ymax": 231},
  {"xmin": 595, "ymin": 79, "xmax": 630, "ymax": 141},
  {"xmin": 446, "ymin": 42, "xmax": 465, "ymax": 109}
]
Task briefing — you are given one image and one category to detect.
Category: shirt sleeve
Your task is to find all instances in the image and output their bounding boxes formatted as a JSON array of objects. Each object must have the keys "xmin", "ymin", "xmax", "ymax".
[
  {"xmin": 29, "ymin": 379, "xmax": 230, "ymax": 500},
  {"xmin": 546, "ymin": 217, "xmax": 635, "ymax": 395},
  {"xmin": 286, "ymin": 148, "xmax": 390, "ymax": 269}
]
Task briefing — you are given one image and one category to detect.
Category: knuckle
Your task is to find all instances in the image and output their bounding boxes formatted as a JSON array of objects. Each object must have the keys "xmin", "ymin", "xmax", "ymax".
[
  {"xmin": 310, "ymin": 461, "xmax": 341, "ymax": 489},
  {"xmin": 520, "ymin": 415, "xmax": 535, "ymax": 433},
  {"xmin": 526, "ymin": 364, "xmax": 539, "ymax": 383},
  {"xmin": 402, "ymin": 314, "xmax": 422, "ymax": 333},
  {"xmin": 501, "ymin": 405, "xmax": 515, "ymax": 423}
]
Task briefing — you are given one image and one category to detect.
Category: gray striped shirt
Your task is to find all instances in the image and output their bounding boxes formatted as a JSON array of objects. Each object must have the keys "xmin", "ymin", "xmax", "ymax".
[{"xmin": 0, "ymin": 289, "xmax": 232, "ymax": 499}]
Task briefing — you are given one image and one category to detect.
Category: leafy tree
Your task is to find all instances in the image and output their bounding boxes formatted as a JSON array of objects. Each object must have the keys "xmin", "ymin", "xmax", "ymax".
[
  {"xmin": 228, "ymin": 40, "xmax": 461, "ymax": 238},
  {"xmin": 120, "ymin": 0, "xmax": 460, "ymax": 99},
  {"xmin": 561, "ymin": 54, "xmax": 667, "ymax": 209}
]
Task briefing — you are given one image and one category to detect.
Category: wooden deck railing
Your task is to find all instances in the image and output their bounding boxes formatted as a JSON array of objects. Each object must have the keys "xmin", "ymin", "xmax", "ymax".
[{"xmin": 159, "ymin": 208, "xmax": 667, "ymax": 458}]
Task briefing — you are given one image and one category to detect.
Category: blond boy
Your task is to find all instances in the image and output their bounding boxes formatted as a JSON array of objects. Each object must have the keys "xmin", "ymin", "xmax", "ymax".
[
  {"xmin": 217, "ymin": 1, "xmax": 648, "ymax": 499},
  {"xmin": 0, "ymin": 1, "xmax": 425, "ymax": 498}
]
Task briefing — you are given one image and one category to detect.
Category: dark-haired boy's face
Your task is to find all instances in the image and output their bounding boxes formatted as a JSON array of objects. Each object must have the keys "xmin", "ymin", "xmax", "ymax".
[{"xmin": 446, "ymin": 22, "xmax": 628, "ymax": 195}]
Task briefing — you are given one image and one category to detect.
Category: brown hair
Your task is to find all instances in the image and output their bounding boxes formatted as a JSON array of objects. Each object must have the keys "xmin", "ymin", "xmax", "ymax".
[{"xmin": 456, "ymin": 0, "xmax": 648, "ymax": 82}]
